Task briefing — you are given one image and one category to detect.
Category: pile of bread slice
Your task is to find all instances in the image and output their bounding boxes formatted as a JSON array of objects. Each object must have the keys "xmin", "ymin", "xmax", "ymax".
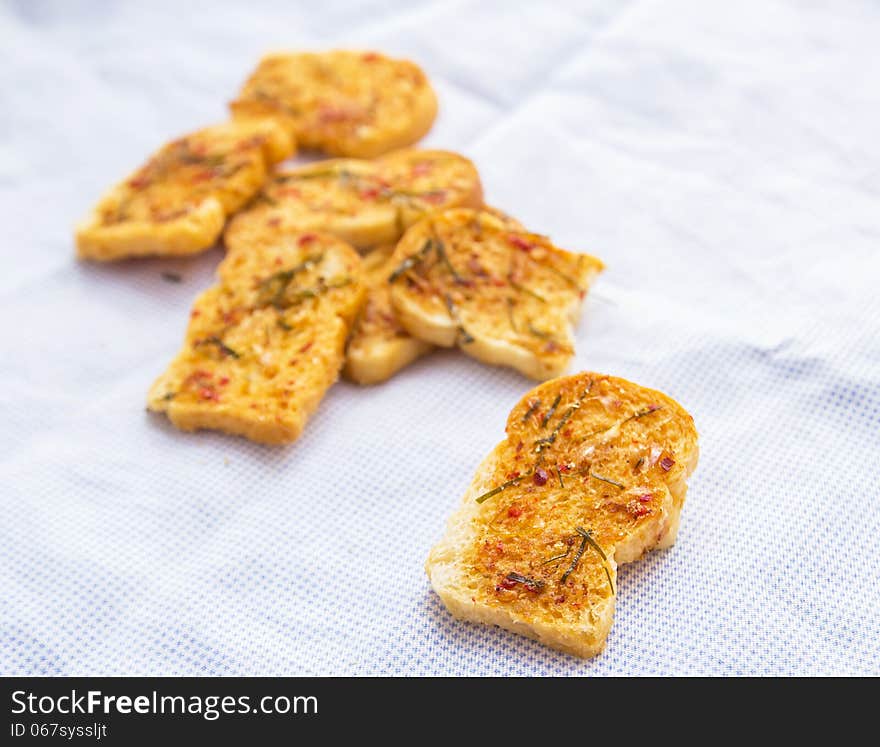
[{"xmin": 76, "ymin": 50, "xmax": 698, "ymax": 658}]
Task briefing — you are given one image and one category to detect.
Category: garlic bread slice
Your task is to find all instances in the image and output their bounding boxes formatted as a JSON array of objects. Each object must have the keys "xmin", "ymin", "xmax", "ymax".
[
  {"xmin": 388, "ymin": 209, "xmax": 604, "ymax": 380},
  {"xmin": 231, "ymin": 50, "xmax": 437, "ymax": 158},
  {"xmin": 343, "ymin": 246, "xmax": 434, "ymax": 385},
  {"xmin": 148, "ymin": 232, "xmax": 365, "ymax": 445},
  {"xmin": 426, "ymin": 372, "xmax": 699, "ymax": 658},
  {"xmin": 224, "ymin": 150, "xmax": 482, "ymax": 253},
  {"xmin": 76, "ymin": 119, "xmax": 294, "ymax": 261}
]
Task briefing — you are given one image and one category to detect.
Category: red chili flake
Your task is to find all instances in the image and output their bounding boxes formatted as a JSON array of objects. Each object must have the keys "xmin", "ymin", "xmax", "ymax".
[
  {"xmin": 498, "ymin": 577, "xmax": 518, "ymax": 591},
  {"xmin": 423, "ymin": 191, "xmax": 446, "ymax": 205},
  {"xmin": 533, "ymin": 468, "xmax": 549, "ymax": 486},
  {"xmin": 495, "ymin": 542, "xmax": 505, "ymax": 555},
  {"xmin": 274, "ymin": 257, "xmax": 283, "ymax": 266},
  {"xmin": 411, "ymin": 161, "xmax": 432, "ymax": 177},
  {"xmin": 579, "ymin": 289, "xmax": 586, "ymax": 300},
  {"xmin": 299, "ymin": 341, "xmax": 314, "ymax": 353},
  {"xmin": 554, "ymin": 595, "xmax": 566, "ymax": 604},
  {"xmin": 360, "ymin": 187, "xmax": 381, "ymax": 200},
  {"xmin": 515, "ymin": 441, "xmax": 524, "ymax": 454},
  {"xmin": 188, "ymin": 370, "xmax": 212, "ymax": 381},
  {"xmin": 505, "ymin": 470, "xmax": 521, "ymax": 481},
  {"xmin": 218, "ymin": 376, "xmax": 230, "ymax": 386},
  {"xmin": 362, "ymin": 52, "xmax": 380, "ymax": 62},
  {"xmin": 660, "ymin": 456, "xmax": 675, "ymax": 472},
  {"xmin": 279, "ymin": 187, "xmax": 301, "ymax": 198},
  {"xmin": 638, "ymin": 493, "xmax": 653, "ymax": 503},
  {"xmin": 558, "ymin": 463, "xmax": 572, "ymax": 473},
  {"xmin": 191, "ymin": 169, "xmax": 216, "ymax": 183},
  {"xmin": 563, "ymin": 428, "xmax": 572, "ymax": 438},
  {"xmin": 298, "ymin": 233, "xmax": 317, "ymax": 246},
  {"xmin": 128, "ymin": 174, "xmax": 151, "ymax": 190},
  {"xmin": 544, "ymin": 341, "xmax": 560, "ymax": 354},
  {"xmin": 198, "ymin": 387, "xmax": 218, "ymax": 401},
  {"xmin": 266, "ymin": 216, "xmax": 282, "ymax": 229},
  {"xmin": 507, "ymin": 505, "xmax": 522, "ymax": 518},
  {"xmin": 490, "ymin": 277, "xmax": 507, "ymax": 287},
  {"xmin": 288, "ymin": 358, "xmax": 298, "ymax": 365},
  {"xmin": 647, "ymin": 403, "xmax": 661, "ymax": 413},
  {"xmin": 190, "ymin": 309, "xmax": 201, "ymax": 318},
  {"xmin": 507, "ymin": 234, "xmax": 532, "ymax": 252}
]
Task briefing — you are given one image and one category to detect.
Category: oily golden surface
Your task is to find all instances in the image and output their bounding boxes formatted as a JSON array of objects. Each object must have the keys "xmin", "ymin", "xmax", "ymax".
[
  {"xmin": 426, "ymin": 372, "xmax": 699, "ymax": 657},
  {"xmin": 231, "ymin": 50, "xmax": 437, "ymax": 157},
  {"xmin": 387, "ymin": 209, "xmax": 604, "ymax": 380},
  {"xmin": 224, "ymin": 149, "xmax": 483, "ymax": 252},
  {"xmin": 148, "ymin": 232, "xmax": 364, "ymax": 444},
  {"xmin": 76, "ymin": 119, "xmax": 294, "ymax": 261},
  {"xmin": 343, "ymin": 246, "xmax": 433, "ymax": 384}
]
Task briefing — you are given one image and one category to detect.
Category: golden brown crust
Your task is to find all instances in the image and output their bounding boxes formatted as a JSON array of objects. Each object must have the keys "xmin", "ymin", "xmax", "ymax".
[
  {"xmin": 343, "ymin": 246, "xmax": 433, "ymax": 385},
  {"xmin": 76, "ymin": 119, "xmax": 295, "ymax": 261},
  {"xmin": 426, "ymin": 372, "xmax": 699, "ymax": 657},
  {"xmin": 230, "ymin": 50, "xmax": 437, "ymax": 158},
  {"xmin": 147, "ymin": 232, "xmax": 365, "ymax": 444},
  {"xmin": 388, "ymin": 208, "xmax": 604, "ymax": 380},
  {"xmin": 223, "ymin": 149, "xmax": 483, "ymax": 253}
]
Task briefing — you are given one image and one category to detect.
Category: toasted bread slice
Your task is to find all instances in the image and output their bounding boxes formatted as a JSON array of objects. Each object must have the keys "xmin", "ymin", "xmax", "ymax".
[
  {"xmin": 223, "ymin": 150, "xmax": 482, "ymax": 253},
  {"xmin": 230, "ymin": 50, "xmax": 437, "ymax": 158},
  {"xmin": 387, "ymin": 209, "xmax": 604, "ymax": 380},
  {"xmin": 426, "ymin": 372, "xmax": 699, "ymax": 658},
  {"xmin": 76, "ymin": 119, "xmax": 294, "ymax": 261},
  {"xmin": 147, "ymin": 232, "xmax": 365, "ymax": 444},
  {"xmin": 343, "ymin": 246, "xmax": 434, "ymax": 385}
]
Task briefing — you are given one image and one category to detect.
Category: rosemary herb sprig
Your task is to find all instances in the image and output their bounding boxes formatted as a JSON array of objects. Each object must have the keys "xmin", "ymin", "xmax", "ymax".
[
  {"xmin": 543, "ymin": 545, "xmax": 572, "ymax": 565},
  {"xmin": 576, "ymin": 527, "xmax": 614, "ymax": 594},
  {"xmin": 522, "ymin": 399, "xmax": 541, "ymax": 423},
  {"xmin": 505, "ymin": 297, "xmax": 518, "ymax": 331},
  {"xmin": 475, "ymin": 471, "xmax": 532, "ymax": 504},
  {"xmin": 256, "ymin": 254, "xmax": 324, "ymax": 308},
  {"xmin": 196, "ymin": 336, "xmax": 240, "ymax": 359},
  {"xmin": 434, "ymin": 239, "xmax": 463, "ymax": 283},
  {"xmin": 541, "ymin": 395, "xmax": 562, "ymax": 428},
  {"xmin": 388, "ymin": 239, "xmax": 433, "ymax": 282},
  {"xmin": 527, "ymin": 321, "xmax": 554, "ymax": 340},
  {"xmin": 560, "ymin": 527, "xmax": 614, "ymax": 594},
  {"xmin": 589, "ymin": 473, "xmax": 625, "ymax": 490},
  {"xmin": 444, "ymin": 293, "xmax": 474, "ymax": 345},
  {"xmin": 508, "ymin": 277, "xmax": 547, "ymax": 303}
]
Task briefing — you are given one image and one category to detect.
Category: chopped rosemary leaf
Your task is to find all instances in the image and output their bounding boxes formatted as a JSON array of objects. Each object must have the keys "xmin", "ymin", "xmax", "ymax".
[
  {"xmin": 556, "ymin": 466, "xmax": 565, "ymax": 488},
  {"xmin": 589, "ymin": 473, "xmax": 625, "ymax": 490},
  {"xmin": 561, "ymin": 532, "xmax": 588, "ymax": 584},
  {"xmin": 527, "ymin": 321, "xmax": 554, "ymax": 340},
  {"xmin": 474, "ymin": 472, "xmax": 530, "ymax": 504},
  {"xmin": 633, "ymin": 456, "xmax": 645, "ymax": 472},
  {"xmin": 254, "ymin": 191, "xmax": 278, "ymax": 206},
  {"xmin": 505, "ymin": 297, "xmax": 518, "ymax": 331},
  {"xmin": 277, "ymin": 319, "xmax": 293, "ymax": 331},
  {"xmin": 161, "ymin": 271, "xmax": 182, "ymax": 283},
  {"xmin": 506, "ymin": 572, "xmax": 545, "ymax": 591},
  {"xmin": 443, "ymin": 293, "xmax": 474, "ymax": 345},
  {"xmin": 256, "ymin": 254, "xmax": 325, "ymax": 308},
  {"xmin": 576, "ymin": 528, "xmax": 614, "ymax": 593},
  {"xmin": 388, "ymin": 239, "xmax": 433, "ymax": 282},
  {"xmin": 434, "ymin": 239, "xmax": 463, "ymax": 282},
  {"xmin": 543, "ymin": 545, "xmax": 572, "ymax": 565},
  {"xmin": 161, "ymin": 392, "xmax": 176, "ymax": 401},
  {"xmin": 522, "ymin": 399, "xmax": 541, "ymax": 423},
  {"xmin": 508, "ymin": 277, "xmax": 547, "ymax": 303},
  {"xmin": 542, "ymin": 395, "xmax": 562, "ymax": 428},
  {"xmin": 197, "ymin": 336, "xmax": 240, "ymax": 359}
]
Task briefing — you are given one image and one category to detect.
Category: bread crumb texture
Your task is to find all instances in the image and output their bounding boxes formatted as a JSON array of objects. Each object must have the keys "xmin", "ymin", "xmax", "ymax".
[
  {"xmin": 224, "ymin": 149, "xmax": 483, "ymax": 253},
  {"xmin": 231, "ymin": 50, "xmax": 437, "ymax": 158},
  {"xmin": 426, "ymin": 372, "xmax": 699, "ymax": 657},
  {"xmin": 148, "ymin": 232, "xmax": 365, "ymax": 444},
  {"xmin": 388, "ymin": 208, "xmax": 604, "ymax": 380},
  {"xmin": 76, "ymin": 119, "xmax": 294, "ymax": 261}
]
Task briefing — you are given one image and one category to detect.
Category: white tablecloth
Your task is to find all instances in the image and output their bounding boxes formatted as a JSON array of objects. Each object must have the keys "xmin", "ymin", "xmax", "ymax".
[{"xmin": 2, "ymin": 0, "xmax": 878, "ymax": 676}]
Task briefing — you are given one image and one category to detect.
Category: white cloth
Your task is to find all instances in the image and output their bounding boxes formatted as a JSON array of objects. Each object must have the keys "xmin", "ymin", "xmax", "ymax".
[{"xmin": 1, "ymin": 0, "xmax": 878, "ymax": 676}]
